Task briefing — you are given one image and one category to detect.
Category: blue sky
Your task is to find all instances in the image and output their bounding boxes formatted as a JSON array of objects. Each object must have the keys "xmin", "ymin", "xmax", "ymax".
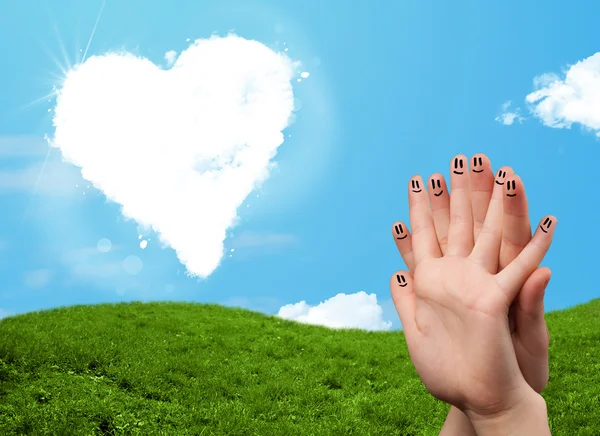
[{"xmin": 0, "ymin": 0, "xmax": 599, "ymax": 330}]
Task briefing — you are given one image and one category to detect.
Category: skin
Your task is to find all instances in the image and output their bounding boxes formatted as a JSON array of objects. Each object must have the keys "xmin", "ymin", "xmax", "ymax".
[
  {"xmin": 390, "ymin": 154, "xmax": 556, "ymax": 432},
  {"xmin": 393, "ymin": 155, "xmax": 552, "ymax": 434}
]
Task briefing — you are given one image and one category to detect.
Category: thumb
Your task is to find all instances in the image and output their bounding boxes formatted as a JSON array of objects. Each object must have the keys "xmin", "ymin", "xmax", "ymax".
[
  {"xmin": 390, "ymin": 270, "xmax": 417, "ymax": 336},
  {"xmin": 514, "ymin": 267, "xmax": 552, "ymax": 355},
  {"xmin": 517, "ymin": 267, "xmax": 551, "ymax": 319}
]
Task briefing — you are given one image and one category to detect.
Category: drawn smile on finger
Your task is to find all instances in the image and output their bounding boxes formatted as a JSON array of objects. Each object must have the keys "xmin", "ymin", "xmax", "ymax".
[
  {"xmin": 430, "ymin": 178, "xmax": 444, "ymax": 196},
  {"xmin": 396, "ymin": 274, "xmax": 407, "ymax": 287},
  {"xmin": 506, "ymin": 180, "xmax": 517, "ymax": 197},
  {"xmin": 472, "ymin": 156, "xmax": 484, "ymax": 173},
  {"xmin": 495, "ymin": 169, "xmax": 507, "ymax": 185},
  {"xmin": 540, "ymin": 217, "xmax": 553, "ymax": 233},
  {"xmin": 394, "ymin": 224, "xmax": 407, "ymax": 240},
  {"xmin": 411, "ymin": 179, "xmax": 422, "ymax": 193},
  {"xmin": 452, "ymin": 157, "xmax": 464, "ymax": 175}
]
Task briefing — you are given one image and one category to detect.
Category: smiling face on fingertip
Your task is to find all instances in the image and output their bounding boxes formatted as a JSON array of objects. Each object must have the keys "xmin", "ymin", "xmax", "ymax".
[
  {"xmin": 430, "ymin": 177, "xmax": 444, "ymax": 197},
  {"xmin": 495, "ymin": 169, "xmax": 508, "ymax": 186},
  {"xmin": 472, "ymin": 155, "xmax": 484, "ymax": 173},
  {"xmin": 394, "ymin": 223, "xmax": 408, "ymax": 240},
  {"xmin": 411, "ymin": 178, "xmax": 422, "ymax": 193}
]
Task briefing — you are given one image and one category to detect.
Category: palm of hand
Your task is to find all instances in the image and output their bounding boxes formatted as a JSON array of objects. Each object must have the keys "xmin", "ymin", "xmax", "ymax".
[{"xmin": 407, "ymin": 256, "xmax": 522, "ymax": 415}]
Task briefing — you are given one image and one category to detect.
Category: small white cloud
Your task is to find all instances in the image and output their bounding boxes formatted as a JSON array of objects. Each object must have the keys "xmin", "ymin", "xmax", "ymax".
[
  {"xmin": 24, "ymin": 269, "xmax": 52, "ymax": 289},
  {"xmin": 277, "ymin": 291, "xmax": 393, "ymax": 331},
  {"xmin": 51, "ymin": 34, "xmax": 298, "ymax": 279},
  {"xmin": 495, "ymin": 101, "xmax": 526, "ymax": 125},
  {"xmin": 164, "ymin": 50, "xmax": 177, "ymax": 67},
  {"xmin": 525, "ymin": 52, "xmax": 600, "ymax": 136}
]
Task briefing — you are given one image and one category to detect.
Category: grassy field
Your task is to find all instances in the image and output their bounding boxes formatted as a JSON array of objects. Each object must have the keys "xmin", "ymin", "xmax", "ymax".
[{"xmin": 0, "ymin": 299, "xmax": 598, "ymax": 435}]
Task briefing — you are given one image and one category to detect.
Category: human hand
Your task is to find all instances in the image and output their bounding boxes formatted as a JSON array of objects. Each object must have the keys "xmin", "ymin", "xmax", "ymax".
[
  {"xmin": 393, "ymin": 154, "xmax": 551, "ymax": 395},
  {"xmin": 390, "ymin": 154, "xmax": 556, "ymax": 421}
]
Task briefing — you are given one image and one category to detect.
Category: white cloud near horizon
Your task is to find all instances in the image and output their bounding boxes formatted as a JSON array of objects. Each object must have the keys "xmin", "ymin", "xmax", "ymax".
[
  {"xmin": 51, "ymin": 34, "xmax": 300, "ymax": 279},
  {"xmin": 277, "ymin": 291, "xmax": 393, "ymax": 331}
]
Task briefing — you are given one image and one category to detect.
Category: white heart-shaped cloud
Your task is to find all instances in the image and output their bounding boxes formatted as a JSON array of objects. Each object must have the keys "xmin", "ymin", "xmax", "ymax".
[{"xmin": 51, "ymin": 35, "xmax": 296, "ymax": 278}]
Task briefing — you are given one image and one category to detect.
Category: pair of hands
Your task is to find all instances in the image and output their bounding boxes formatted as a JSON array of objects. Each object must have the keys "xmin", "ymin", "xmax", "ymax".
[{"xmin": 390, "ymin": 154, "xmax": 555, "ymax": 435}]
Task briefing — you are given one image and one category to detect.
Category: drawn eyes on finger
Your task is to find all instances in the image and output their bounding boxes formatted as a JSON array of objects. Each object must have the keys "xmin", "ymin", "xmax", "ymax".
[
  {"xmin": 472, "ymin": 156, "xmax": 484, "ymax": 173},
  {"xmin": 396, "ymin": 274, "xmax": 408, "ymax": 287},
  {"xmin": 540, "ymin": 217, "xmax": 553, "ymax": 233},
  {"xmin": 452, "ymin": 157, "xmax": 465, "ymax": 175},
  {"xmin": 394, "ymin": 223, "xmax": 408, "ymax": 240},
  {"xmin": 495, "ymin": 169, "xmax": 508, "ymax": 185},
  {"xmin": 506, "ymin": 179, "xmax": 517, "ymax": 197},
  {"xmin": 430, "ymin": 178, "xmax": 444, "ymax": 196}
]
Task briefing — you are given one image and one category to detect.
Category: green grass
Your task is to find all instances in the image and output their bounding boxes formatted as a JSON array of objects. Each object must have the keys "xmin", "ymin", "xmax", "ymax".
[{"xmin": 0, "ymin": 299, "xmax": 598, "ymax": 435}]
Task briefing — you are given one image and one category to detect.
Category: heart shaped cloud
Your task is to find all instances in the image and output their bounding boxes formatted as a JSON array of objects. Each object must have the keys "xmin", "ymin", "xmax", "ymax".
[{"xmin": 51, "ymin": 35, "xmax": 296, "ymax": 278}]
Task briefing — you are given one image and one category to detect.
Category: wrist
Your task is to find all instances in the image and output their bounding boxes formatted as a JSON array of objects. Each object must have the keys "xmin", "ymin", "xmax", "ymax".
[
  {"xmin": 465, "ymin": 388, "xmax": 550, "ymax": 436},
  {"xmin": 439, "ymin": 406, "xmax": 476, "ymax": 436}
]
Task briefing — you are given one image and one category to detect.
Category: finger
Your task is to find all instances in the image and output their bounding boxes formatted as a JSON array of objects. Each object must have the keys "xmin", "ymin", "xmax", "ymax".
[
  {"xmin": 514, "ymin": 267, "xmax": 552, "ymax": 393},
  {"xmin": 470, "ymin": 166, "xmax": 514, "ymax": 273},
  {"xmin": 392, "ymin": 221, "xmax": 415, "ymax": 272},
  {"xmin": 427, "ymin": 173, "xmax": 450, "ymax": 255},
  {"xmin": 469, "ymin": 154, "xmax": 495, "ymax": 241},
  {"xmin": 500, "ymin": 175, "xmax": 532, "ymax": 270},
  {"xmin": 495, "ymin": 216, "xmax": 557, "ymax": 300},
  {"xmin": 408, "ymin": 175, "xmax": 442, "ymax": 265},
  {"xmin": 516, "ymin": 267, "xmax": 551, "ymax": 323},
  {"xmin": 446, "ymin": 154, "xmax": 474, "ymax": 257},
  {"xmin": 390, "ymin": 270, "xmax": 417, "ymax": 336}
]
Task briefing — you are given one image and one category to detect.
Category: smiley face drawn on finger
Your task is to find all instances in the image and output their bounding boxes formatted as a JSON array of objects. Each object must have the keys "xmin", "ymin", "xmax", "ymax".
[
  {"xmin": 540, "ymin": 217, "xmax": 553, "ymax": 233},
  {"xmin": 394, "ymin": 224, "xmax": 407, "ymax": 240},
  {"xmin": 452, "ymin": 157, "xmax": 464, "ymax": 175},
  {"xmin": 495, "ymin": 169, "xmax": 508, "ymax": 185},
  {"xmin": 411, "ymin": 179, "xmax": 422, "ymax": 193},
  {"xmin": 396, "ymin": 274, "xmax": 407, "ymax": 287},
  {"xmin": 430, "ymin": 178, "xmax": 444, "ymax": 196},
  {"xmin": 472, "ymin": 156, "xmax": 484, "ymax": 173},
  {"xmin": 506, "ymin": 180, "xmax": 517, "ymax": 197}
]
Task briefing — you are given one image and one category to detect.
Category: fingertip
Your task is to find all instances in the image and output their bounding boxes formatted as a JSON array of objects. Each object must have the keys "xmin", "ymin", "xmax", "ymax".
[
  {"xmin": 390, "ymin": 271, "xmax": 413, "ymax": 297},
  {"xmin": 470, "ymin": 153, "xmax": 491, "ymax": 173},
  {"xmin": 494, "ymin": 166, "xmax": 514, "ymax": 185},
  {"xmin": 537, "ymin": 215, "xmax": 558, "ymax": 236},
  {"xmin": 408, "ymin": 175, "xmax": 425, "ymax": 195},
  {"xmin": 450, "ymin": 154, "xmax": 468, "ymax": 175},
  {"xmin": 392, "ymin": 221, "xmax": 410, "ymax": 239},
  {"xmin": 391, "ymin": 270, "xmax": 411, "ymax": 288},
  {"xmin": 503, "ymin": 174, "xmax": 526, "ymax": 202}
]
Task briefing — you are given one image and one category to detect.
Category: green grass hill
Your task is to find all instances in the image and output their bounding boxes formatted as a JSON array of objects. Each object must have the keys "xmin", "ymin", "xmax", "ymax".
[{"xmin": 0, "ymin": 299, "xmax": 598, "ymax": 435}]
